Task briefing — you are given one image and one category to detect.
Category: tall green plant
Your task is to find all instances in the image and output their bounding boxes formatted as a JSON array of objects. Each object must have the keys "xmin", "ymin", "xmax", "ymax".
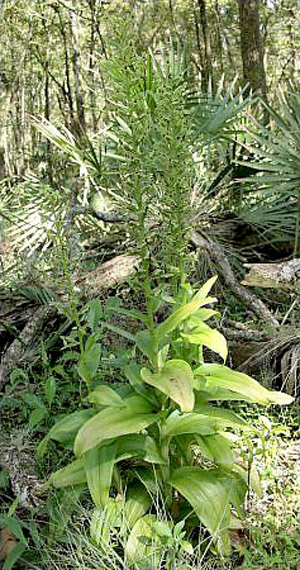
[
  {"xmin": 40, "ymin": 276, "xmax": 293, "ymax": 559},
  {"xmin": 100, "ymin": 44, "xmax": 195, "ymax": 289}
]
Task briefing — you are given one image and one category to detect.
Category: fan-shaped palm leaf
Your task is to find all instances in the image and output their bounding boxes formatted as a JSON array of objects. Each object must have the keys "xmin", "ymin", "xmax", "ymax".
[{"xmin": 237, "ymin": 88, "xmax": 300, "ymax": 249}]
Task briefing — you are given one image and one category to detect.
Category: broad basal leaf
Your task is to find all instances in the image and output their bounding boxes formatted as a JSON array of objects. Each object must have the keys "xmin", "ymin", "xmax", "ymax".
[
  {"xmin": 181, "ymin": 322, "xmax": 228, "ymax": 361},
  {"xmin": 84, "ymin": 442, "xmax": 116, "ymax": 507},
  {"xmin": 193, "ymin": 404, "xmax": 247, "ymax": 428},
  {"xmin": 164, "ymin": 407, "xmax": 245, "ymax": 437},
  {"xmin": 116, "ymin": 434, "xmax": 166, "ymax": 464},
  {"xmin": 194, "ymin": 379, "xmax": 253, "ymax": 402},
  {"xmin": 124, "ymin": 482, "xmax": 152, "ymax": 528},
  {"xmin": 48, "ymin": 410, "xmax": 94, "ymax": 443},
  {"xmin": 196, "ymin": 434, "xmax": 234, "ymax": 469},
  {"xmin": 141, "ymin": 360, "xmax": 194, "ymax": 412},
  {"xmin": 194, "ymin": 363, "xmax": 294, "ymax": 405},
  {"xmin": 74, "ymin": 397, "xmax": 158, "ymax": 456},
  {"xmin": 124, "ymin": 394, "xmax": 156, "ymax": 414},
  {"xmin": 87, "ymin": 385, "xmax": 125, "ymax": 407},
  {"xmin": 51, "ymin": 458, "xmax": 86, "ymax": 488},
  {"xmin": 164, "ymin": 410, "xmax": 218, "ymax": 437},
  {"xmin": 170, "ymin": 467, "xmax": 232, "ymax": 537}
]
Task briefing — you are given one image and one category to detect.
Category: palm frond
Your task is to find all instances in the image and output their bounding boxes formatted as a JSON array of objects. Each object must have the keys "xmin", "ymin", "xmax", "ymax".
[
  {"xmin": 188, "ymin": 77, "xmax": 252, "ymax": 143},
  {"xmin": 16, "ymin": 285, "xmax": 60, "ymax": 305},
  {"xmin": 236, "ymin": 88, "xmax": 300, "ymax": 249}
]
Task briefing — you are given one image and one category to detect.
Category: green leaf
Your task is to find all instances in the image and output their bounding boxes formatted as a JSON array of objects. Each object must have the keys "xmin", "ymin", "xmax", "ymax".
[
  {"xmin": 29, "ymin": 405, "xmax": 48, "ymax": 428},
  {"xmin": 123, "ymin": 365, "xmax": 159, "ymax": 406},
  {"xmin": 193, "ymin": 275, "xmax": 218, "ymax": 300},
  {"xmin": 48, "ymin": 410, "xmax": 94, "ymax": 443},
  {"xmin": 233, "ymin": 462, "xmax": 263, "ymax": 498},
  {"xmin": 170, "ymin": 467, "xmax": 232, "ymax": 536},
  {"xmin": 90, "ymin": 499, "xmax": 124, "ymax": 547},
  {"xmin": 5, "ymin": 518, "xmax": 27, "ymax": 545},
  {"xmin": 9, "ymin": 368, "xmax": 28, "ymax": 383},
  {"xmin": 196, "ymin": 434, "xmax": 234, "ymax": 469},
  {"xmin": 124, "ymin": 482, "xmax": 151, "ymax": 528},
  {"xmin": 157, "ymin": 343, "xmax": 170, "ymax": 368},
  {"xmin": 192, "ymin": 308, "xmax": 219, "ymax": 322},
  {"xmin": 3, "ymin": 542, "xmax": 26, "ymax": 570},
  {"xmin": 115, "ymin": 115, "xmax": 132, "ymax": 135},
  {"xmin": 84, "ymin": 443, "xmax": 116, "ymax": 508},
  {"xmin": 78, "ymin": 343, "xmax": 101, "ymax": 383},
  {"xmin": 133, "ymin": 467, "xmax": 159, "ymax": 495},
  {"xmin": 44, "ymin": 376, "xmax": 56, "ymax": 406},
  {"xmin": 164, "ymin": 407, "xmax": 246, "ymax": 437},
  {"xmin": 124, "ymin": 394, "xmax": 156, "ymax": 414},
  {"xmin": 36, "ymin": 436, "xmax": 50, "ymax": 459},
  {"xmin": 135, "ymin": 330, "xmax": 156, "ymax": 362},
  {"xmin": 181, "ymin": 322, "xmax": 228, "ymax": 361},
  {"xmin": 87, "ymin": 385, "xmax": 125, "ymax": 407},
  {"xmin": 112, "ymin": 306, "xmax": 149, "ymax": 324},
  {"xmin": 22, "ymin": 393, "xmax": 41, "ymax": 407},
  {"xmin": 193, "ymin": 404, "xmax": 247, "ymax": 428},
  {"xmin": 125, "ymin": 514, "xmax": 170, "ymax": 566},
  {"xmin": 116, "ymin": 434, "xmax": 166, "ymax": 464},
  {"xmin": 180, "ymin": 540, "xmax": 194, "ymax": 555},
  {"xmin": 123, "ymin": 364, "xmax": 142, "ymax": 386},
  {"xmin": 102, "ymin": 322, "xmax": 135, "ymax": 342},
  {"xmin": 59, "ymin": 350, "xmax": 80, "ymax": 362},
  {"xmin": 194, "ymin": 380, "xmax": 253, "ymax": 402},
  {"xmin": 156, "ymin": 297, "xmax": 217, "ymax": 341},
  {"xmin": 74, "ymin": 397, "xmax": 158, "ymax": 457},
  {"xmin": 194, "ymin": 363, "xmax": 294, "ymax": 405},
  {"xmin": 141, "ymin": 360, "xmax": 195, "ymax": 412},
  {"xmin": 86, "ymin": 299, "xmax": 102, "ymax": 330},
  {"xmin": 50, "ymin": 458, "xmax": 86, "ymax": 488},
  {"xmin": 164, "ymin": 410, "xmax": 216, "ymax": 436}
]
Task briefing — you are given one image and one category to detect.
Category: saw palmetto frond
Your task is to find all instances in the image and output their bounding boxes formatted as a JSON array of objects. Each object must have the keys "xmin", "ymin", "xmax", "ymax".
[{"xmin": 237, "ymin": 88, "xmax": 300, "ymax": 249}]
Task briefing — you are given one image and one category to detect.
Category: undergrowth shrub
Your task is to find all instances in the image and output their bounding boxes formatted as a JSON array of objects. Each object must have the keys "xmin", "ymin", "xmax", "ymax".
[{"xmin": 39, "ymin": 276, "xmax": 293, "ymax": 564}]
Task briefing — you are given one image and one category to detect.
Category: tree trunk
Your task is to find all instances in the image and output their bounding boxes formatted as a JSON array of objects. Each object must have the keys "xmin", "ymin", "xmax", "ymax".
[
  {"xmin": 195, "ymin": 0, "xmax": 213, "ymax": 92},
  {"xmin": 237, "ymin": 0, "xmax": 267, "ymax": 100}
]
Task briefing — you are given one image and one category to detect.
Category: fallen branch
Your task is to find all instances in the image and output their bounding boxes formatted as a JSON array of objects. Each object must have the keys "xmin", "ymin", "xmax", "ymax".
[
  {"xmin": 190, "ymin": 230, "xmax": 279, "ymax": 329},
  {"xmin": 75, "ymin": 205, "xmax": 134, "ymax": 223},
  {"xmin": 220, "ymin": 325, "xmax": 272, "ymax": 342}
]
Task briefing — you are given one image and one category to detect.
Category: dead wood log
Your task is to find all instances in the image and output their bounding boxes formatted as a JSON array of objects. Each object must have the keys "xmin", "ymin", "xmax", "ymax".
[
  {"xmin": 72, "ymin": 253, "xmax": 140, "ymax": 297},
  {"xmin": 0, "ymin": 306, "xmax": 56, "ymax": 387},
  {"xmin": 0, "ymin": 423, "xmax": 43, "ymax": 507},
  {"xmin": 190, "ymin": 230, "xmax": 279, "ymax": 329},
  {"xmin": 241, "ymin": 259, "xmax": 300, "ymax": 290}
]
